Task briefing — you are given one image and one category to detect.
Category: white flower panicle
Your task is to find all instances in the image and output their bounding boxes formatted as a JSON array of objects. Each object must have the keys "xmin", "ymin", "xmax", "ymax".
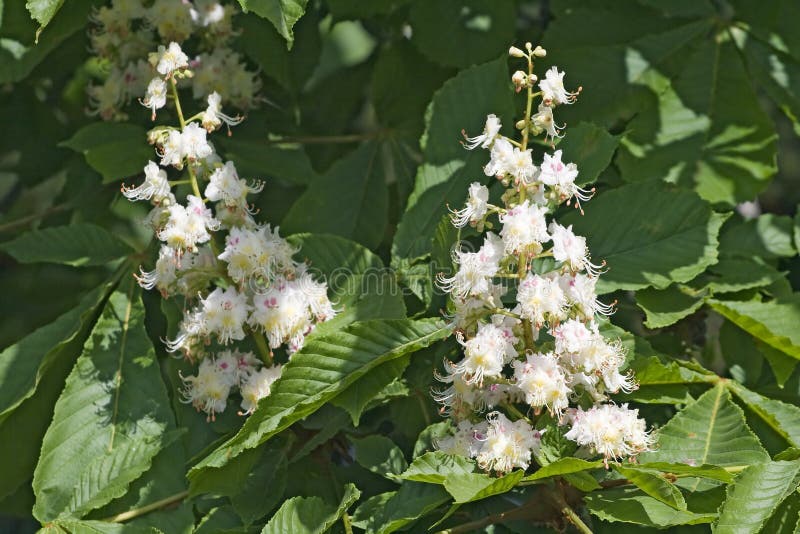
[
  {"xmin": 120, "ymin": 28, "xmax": 335, "ymax": 423},
  {"xmin": 435, "ymin": 44, "xmax": 650, "ymax": 473}
]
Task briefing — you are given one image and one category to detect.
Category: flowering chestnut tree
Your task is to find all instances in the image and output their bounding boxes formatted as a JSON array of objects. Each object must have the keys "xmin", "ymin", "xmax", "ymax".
[{"xmin": 1, "ymin": 1, "xmax": 800, "ymax": 533}]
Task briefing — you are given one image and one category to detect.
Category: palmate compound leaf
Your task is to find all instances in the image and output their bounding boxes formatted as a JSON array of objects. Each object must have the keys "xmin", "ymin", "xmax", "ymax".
[
  {"xmin": 32, "ymin": 282, "xmax": 176, "ymax": 522},
  {"xmin": 714, "ymin": 460, "xmax": 800, "ymax": 534},
  {"xmin": 0, "ymin": 223, "xmax": 133, "ymax": 267},
  {"xmin": 189, "ymin": 319, "xmax": 451, "ymax": 480},
  {"xmin": 261, "ymin": 483, "xmax": 359, "ymax": 534},
  {"xmin": 638, "ymin": 383, "xmax": 769, "ymax": 470},
  {"xmin": 562, "ymin": 181, "xmax": 728, "ymax": 294}
]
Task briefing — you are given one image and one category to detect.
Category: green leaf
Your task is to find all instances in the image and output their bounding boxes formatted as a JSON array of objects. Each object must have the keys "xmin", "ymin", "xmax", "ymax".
[
  {"xmin": 409, "ymin": 0, "xmax": 515, "ymax": 68},
  {"xmin": 237, "ymin": 0, "xmax": 308, "ymax": 50},
  {"xmin": 730, "ymin": 383, "xmax": 800, "ymax": 448},
  {"xmin": 400, "ymin": 451, "xmax": 474, "ymax": 484},
  {"xmin": 585, "ymin": 487, "xmax": 717, "ymax": 527},
  {"xmin": 331, "ymin": 356, "xmax": 409, "ymax": 425},
  {"xmin": 0, "ymin": 279, "xmax": 115, "ymax": 421},
  {"xmin": 715, "ymin": 460, "xmax": 800, "ymax": 534},
  {"xmin": 45, "ymin": 520, "xmax": 160, "ymax": 534},
  {"xmin": 709, "ymin": 295, "xmax": 800, "ymax": 360},
  {"xmin": 758, "ymin": 490, "xmax": 800, "ymax": 534},
  {"xmin": 0, "ymin": 223, "xmax": 133, "ymax": 267},
  {"xmin": 261, "ymin": 483, "xmax": 359, "ymax": 534},
  {"xmin": 639, "ymin": 384, "xmax": 769, "ymax": 469},
  {"xmin": 189, "ymin": 319, "xmax": 450, "ymax": 477},
  {"xmin": 635, "ymin": 463, "xmax": 736, "ymax": 484},
  {"xmin": 562, "ymin": 181, "xmax": 728, "ymax": 294},
  {"xmin": 443, "ymin": 470, "xmax": 524, "ymax": 504},
  {"xmin": 25, "ymin": 0, "xmax": 63, "ymax": 37},
  {"xmin": 636, "ymin": 285, "xmax": 705, "ymax": 328},
  {"xmin": 556, "ymin": 121, "xmax": 620, "ymax": 186},
  {"xmin": 615, "ymin": 465, "xmax": 687, "ymax": 511},
  {"xmin": 60, "ymin": 123, "xmax": 152, "ymax": 184},
  {"xmin": 392, "ymin": 57, "xmax": 515, "ymax": 263},
  {"xmin": 351, "ymin": 483, "xmax": 450, "ymax": 534},
  {"xmin": 718, "ymin": 214, "xmax": 797, "ymax": 260},
  {"xmin": 523, "ymin": 458, "xmax": 603, "ymax": 482},
  {"xmin": 216, "ymin": 138, "xmax": 317, "ymax": 186},
  {"xmin": 32, "ymin": 284, "xmax": 175, "ymax": 521},
  {"xmin": 693, "ymin": 257, "xmax": 786, "ymax": 294},
  {"xmin": 350, "ymin": 435, "xmax": 409, "ymax": 479},
  {"xmin": 282, "ymin": 142, "xmax": 388, "ymax": 249},
  {"xmin": 619, "ymin": 355, "xmax": 714, "ymax": 405}
]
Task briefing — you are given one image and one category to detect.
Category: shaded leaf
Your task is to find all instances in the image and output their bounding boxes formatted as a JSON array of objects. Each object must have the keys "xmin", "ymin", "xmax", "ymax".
[
  {"xmin": 261, "ymin": 483, "xmax": 359, "ymax": 534},
  {"xmin": 237, "ymin": 0, "xmax": 308, "ymax": 50},
  {"xmin": 0, "ymin": 223, "xmax": 133, "ymax": 267},
  {"xmin": 710, "ymin": 295, "xmax": 800, "ymax": 360},
  {"xmin": 60, "ymin": 123, "xmax": 152, "ymax": 184},
  {"xmin": 615, "ymin": 465, "xmax": 687, "ymax": 511}
]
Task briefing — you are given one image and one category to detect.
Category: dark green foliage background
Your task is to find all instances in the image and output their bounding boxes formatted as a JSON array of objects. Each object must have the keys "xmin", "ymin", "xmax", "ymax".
[{"xmin": 2, "ymin": 0, "xmax": 800, "ymax": 532}]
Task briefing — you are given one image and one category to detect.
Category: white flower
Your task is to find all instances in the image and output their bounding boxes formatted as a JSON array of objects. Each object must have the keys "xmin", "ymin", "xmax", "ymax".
[
  {"xmin": 558, "ymin": 273, "xmax": 613, "ymax": 319},
  {"xmin": 199, "ymin": 287, "xmax": 252, "ymax": 344},
  {"xmin": 142, "ymin": 77, "xmax": 167, "ymax": 120},
  {"xmin": 181, "ymin": 357, "xmax": 233, "ymax": 420},
  {"xmin": 218, "ymin": 225, "xmax": 297, "ymax": 283},
  {"xmin": 538, "ymin": 66, "xmax": 578, "ymax": 105},
  {"xmin": 437, "ymin": 420, "xmax": 488, "ymax": 458},
  {"xmin": 154, "ymin": 41, "xmax": 189, "ymax": 76},
  {"xmin": 450, "ymin": 182, "xmax": 489, "ymax": 228},
  {"xmin": 516, "ymin": 273, "xmax": 567, "ymax": 325},
  {"xmin": 239, "ymin": 365, "xmax": 282, "ymax": 415},
  {"xmin": 539, "ymin": 150, "xmax": 593, "ymax": 204},
  {"xmin": 531, "ymin": 103, "xmax": 564, "ymax": 140},
  {"xmin": 453, "ymin": 322, "xmax": 518, "ymax": 384},
  {"xmin": 507, "ymin": 148, "xmax": 536, "ymax": 184},
  {"xmin": 123, "ymin": 161, "xmax": 170, "ymax": 204},
  {"xmin": 437, "ymin": 233, "xmax": 503, "ymax": 299},
  {"xmin": 181, "ymin": 122, "xmax": 213, "ymax": 161},
  {"xmin": 159, "ymin": 130, "xmax": 184, "ymax": 168},
  {"xmin": 295, "ymin": 265, "xmax": 337, "ymax": 321},
  {"xmin": 499, "ymin": 200, "xmax": 550, "ymax": 255},
  {"xmin": 135, "ymin": 244, "xmax": 178, "ymax": 293},
  {"xmin": 483, "ymin": 138, "xmax": 514, "ymax": 178},
  {"xmin": 190, "ymin": 0, "xmax": 228, "ymax": 27},
  {"xmin": 476, "ymin": 412, "xmax": 540, "ymax": 473},
  {"xmin": 564, "ymin": 404, "xmax": 654, "ymax": 462},
  {"xmin": 201, "ymin": 91, "xmax": 243, "ymax": 132},
  {"xmin": 464, "ymin": 114, "xmax": 502, "ymax": 150},
  {"xmin": 205, "ymin": 161, "xmax": 262, "ymax": 207},
  {"xmin": 512, "ymin": 352, "xmax": 571, "ymax": 414},
  {"xmin": 158, "ymin": 195, "xmax": 219, "ymax": 253},
  {"xmin": 249, "ymin": 277, "xmax": 314, "ymax": 353},
  {"xmin": 148, "ymin": 1, "xmax": 193, "ymax": 42},
  {"xmin": 552, "ymin": 319, "xmax": 593, "ymax": 356},
  {"xmin": 450, "ymin": 283, "xmax": 505, "ymax": 331},
  {"xmin": 549, "ymin": 223, "xmax": 602, "ymax": 275}
]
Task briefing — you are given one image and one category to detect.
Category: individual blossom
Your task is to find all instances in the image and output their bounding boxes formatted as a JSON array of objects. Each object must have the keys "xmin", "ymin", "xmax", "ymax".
[
  {"xmin": 158, "ymin": 195, "xmax": 219, "ymax": 253},
  {"xmin": 201, "ymin": 91, "xmax": 243, "ymax": 132},
  {"xmin": 475, "ymin": 412, "xmax": 541, "ymax": 474},
  {"xmin": 515, "ymin": 273, "xmax": 567, "ymax": 326},
  {"xmin": 549, "ymin": 222, "xmax": 602, "ymax": 275},
  {"xmin": 159, "ymin": 129, "xmax": 185, "ymax": 168},
  {"xmin": 437, "ymin": 420, "xmax": 488, "ymax": 458},
  {"xmin": 205, "ymin": 161, "xmax": 262, "ymax": 207},
  {"xmin": 483, "ymin": 137, "xmax": 514, "ymax": 178},
  {"xmin": 564, "ymin": 404, "xmax": 654, "ymax": 463},
  {"xmin": 450, "ymin": 182, "xmax": 490, "ymax": 228},
  {"xmin": 552, "ymin": 318, "xmax": 594, "ymax": 356},
  {"xmin": 538, "ymin": 150, "xmax": 593, "ymax": 205},
  {"xmin": 135, "ymin": 244, "xmax": 179, "ymax": 294},
  {"xmin": 123, "ymin": 161, "xmax": 171, "ymax": 204},
  {"xmin": 142, "ymin": 77, "xmax": 167, "ymax": 120},
  {"xmin": 249, "ymin": 277, "xmax": 314, "ymax": 353},
  {"xmin": 153, "ymin": 41, "xmax": 189, "ymax": 77},
  {"xmin": 530, "ymin": 103, "xmax": 563, "ymax": 141},
  {"xmin": 198, "ymin": 286, "xmax": 251, "ymax": 344},
  {"xmin": 437, "ymin": 233, "xmax": 503, "ymax": 298},
  {"xmin": 181, "ymin": 357, "xmax": 233, "ymax": 420},
  {"xmin": 512, "ymin": 352, "xmax": 571, "ymax": 414},
  {"xmin": 463, "ymin": 114, "xmax": 502, "ymax": 150},
  {"xmin": 499, "ymin": 200, "xmax": 550, "ymax": 255},
  {"xmin": 453, "ymin": 322, "xmax": 518, "ymax": 384},
  {"xmin": 538, "ymin": 66, "xmax": 578, "ymax": 105},
  {"xmin": 181, "ymin": 122, "xmax": 214, "ymax": 161},
  {"xmin": 507, "ymin": 147, "xmax": 536, "ymax": 184},
  {"xmin": 239, "ymin": 365, "xmax": 282, "ymax": 415},
  {"xmin": 558, "ymin": 273, "xmax": 614, "ymax": 320},
  {"xmin": 218, "ymin": 225, "xmax": 296, "ymax": 283}
]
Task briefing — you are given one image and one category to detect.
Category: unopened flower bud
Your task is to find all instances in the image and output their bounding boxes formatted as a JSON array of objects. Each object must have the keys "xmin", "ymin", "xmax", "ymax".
[
  {"xmin": 529, "ymin": 74, "xmax": 538, "ymax": 83},
  {"xmin": 515, "ymin": 119, "xmax": 527, "ymax": 130},
  {"xmin": 511, "ymin": 70, "xmax": 528, "ymax": 92},
  {"xmin": 508, "ymin": 46, "xmax": 525, "ymax": 58},
  {"xmin": 533, "ymin": 46, "xmax": 547, "ymax": 57},
  {"xmin": 525, "ymin": 42, "xmax": 533, "ymax": 51}
]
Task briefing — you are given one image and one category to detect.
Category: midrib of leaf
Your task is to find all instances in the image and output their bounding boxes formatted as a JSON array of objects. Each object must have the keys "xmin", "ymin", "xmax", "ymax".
[
  {"xmin": 691, "ymin": 383, "xmax": 724, "ymax": 491},
  {"xmin": 107, "ymin": 282, "xmax": 134, "ymax": 453}
]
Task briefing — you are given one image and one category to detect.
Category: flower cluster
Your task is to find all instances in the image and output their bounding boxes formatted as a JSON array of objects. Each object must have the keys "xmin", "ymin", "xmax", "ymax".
[
  {"xmin": 88, "ymin": 0, "xmax": 259, "ymax": 120},
  {"xmin": 123, "ymin": 41, "xmax": 335, "ymax": 420},
  {"xmin": 435, "ymin": 44, "xmax": 653, "ymax": 472}
]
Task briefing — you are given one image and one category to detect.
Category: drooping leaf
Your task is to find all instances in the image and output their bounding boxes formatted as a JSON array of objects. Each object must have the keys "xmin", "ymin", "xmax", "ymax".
[
  {"xmin": 562, "ymin": 181, "xmax": 728, "ymax": 294},
  {"xmin": 400, "ymin": 451, "xmax": 474, "ymax": 484},
  {"xmin": 614, "ymin": 465, "xmax": 687, "ymax": 511},
  {"xmin": 714, "ymin": 460, "xmax": 800, "ymax": 534},
  {"xmin": 350, "ymin": 435, "xmax": 409, "ymax": 480},
  {"xmin": 585, "ymin": 487, "xmax": 717, "ymax": 527},
  {"xmin": 32, "ymin": 283, "xmax": 175, "ymax": 521},
  {"xmin": 25, "ymin": 0, "xmax": 64, "ymax": 37},
  {"xmin": 635, "ymin": 284, "xmax": 705, "ymax": 329},
  {"xmin": 709, "ymin": 296, "xmax": 800, "ymax": 360},
  {"xmin": 729, "ymin": 383, "xmax": 800, "ymax": 448},
  {"xmin": 523, "ymin": 458, "xmax": 603, "ymax": 482},
  {"xmin": 189, "ymin": 319, "xmax": 450, "ymax": 477},
  {"xmin": 60, "ymin": 123, "xmax": 152, "ymax": 184},
  {"xmin": 635, "ymin": 462, "xmax": 736, "ymax": 484},
  {"xmin": 237, "ymin": 0, "xmax": 308, "ymax": 49},
  {"xmin": 0, "ymin": 223, "xmax": 133, "ymax": 267},
  {"xmin": 556, "ymin": 121, "xmax": 620, "ymax": 186},
  {"xmin": 392, "ymin": 57, "xmax": 515, "ymax": 264},
  {"xmin": 718, "ymin": 214, "xmax": 797, "ymax": 260},
  {"xmin": 331, "ymin": 356, "xmax": 409, "ymax": 425},
  {"xmin": 409, "ymin": 0, "xmax": 515, "ymax": 69},
  {"xmin": 618, "ymin": 355, "xmax": 715, "ymax": 405},
  {"xmin": 638, "ymin": 384, "xmax": 769, "ymax": 469},
  {"xmin": 351, "ymin": 483, "xmax": 450, "ymax": 534},
  {"xmin": 443, "ymin": 470, "xmax": 524, "ymax": 504},
  {"xmin": 261, "ymin": 483, "xmax": 359, "ymax": 534}
]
